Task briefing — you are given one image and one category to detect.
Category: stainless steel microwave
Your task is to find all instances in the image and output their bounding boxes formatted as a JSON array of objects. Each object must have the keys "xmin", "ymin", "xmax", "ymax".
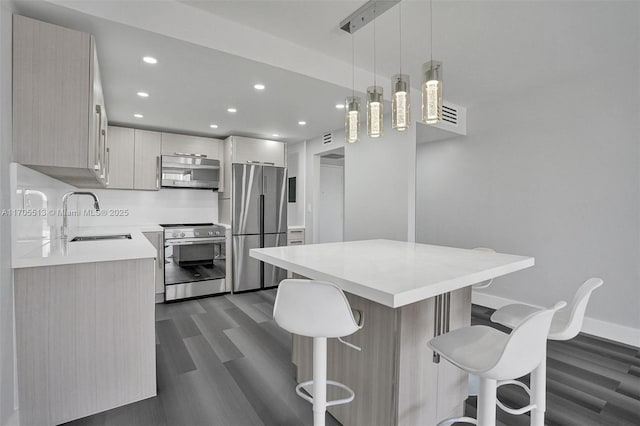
[{"xmin": 161, "ymin": 154, "xmax": 220, "ymax": 190}]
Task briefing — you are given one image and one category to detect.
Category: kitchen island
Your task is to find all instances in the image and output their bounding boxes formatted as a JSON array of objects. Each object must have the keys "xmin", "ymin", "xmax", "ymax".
[{"xmin": 251, "ymin": 239, "xmax": 534, "ymax": 426}]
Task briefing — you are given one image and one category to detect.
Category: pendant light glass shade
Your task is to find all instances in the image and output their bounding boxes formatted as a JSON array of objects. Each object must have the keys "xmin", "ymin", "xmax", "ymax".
[
  {"xmin": 391, "ymin": 74, "xmax": 410, "ymax": 131},
  {"xmin": 367, "ymin": 86, "xmax": 383, "ymax": 138},
  {"xmin": 422, "ymin": 60, "xmax": 443, "ymax": 124},
  {"xmin": 345, "ymin": 96, "xmax": 361, "ymax": 143}
]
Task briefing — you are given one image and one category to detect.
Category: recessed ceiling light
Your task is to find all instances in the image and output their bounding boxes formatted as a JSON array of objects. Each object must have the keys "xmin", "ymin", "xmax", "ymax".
[
  {"xmin": 137, "ymin": 91, "xmax": 149, "ymax": 98},
  {"xmin": 272, "ymin": 133, "xmax": 280, "ymax": 137},
  {"xmin": 133, "ymin": 113, "xmax": 144, "ymax": 118},
  {"xmin": 298, "ymin": 121, "xmax": 307, "ymax": 126},
  {"xmin": 142, "ymin": 56, "xmax": 157, "ymax": 64},
  {"xmin": 209, "ymin": 124, "xmax": 219, "ymax": 129},
  {"xmin": 227, "ymin": 108, "xmax": 237, "ymax": 113},
  {"xmin": 335, "ymin": 103, "xmax": 345, "ymax": 109},
  {"xmin": 254, "ymin": 83, "xmax": 265, "ymax": 90}
]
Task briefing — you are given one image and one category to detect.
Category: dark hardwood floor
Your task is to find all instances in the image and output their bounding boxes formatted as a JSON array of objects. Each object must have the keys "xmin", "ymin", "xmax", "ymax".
[{"xmin": 64, "ymin": 292, "xmax": 640, "ymax": 426}]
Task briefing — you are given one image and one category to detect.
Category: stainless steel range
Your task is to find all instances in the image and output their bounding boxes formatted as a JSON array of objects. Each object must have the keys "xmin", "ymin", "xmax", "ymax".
[{"xmin": 161, "ymin": 223, "xmax": 229, "ymax": 301}]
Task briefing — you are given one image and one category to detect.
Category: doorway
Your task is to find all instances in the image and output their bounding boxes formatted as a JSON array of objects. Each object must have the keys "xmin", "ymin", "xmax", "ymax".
[{"xmin": 317, "ymin": 148, "xmax": 344, "ymax": 243}]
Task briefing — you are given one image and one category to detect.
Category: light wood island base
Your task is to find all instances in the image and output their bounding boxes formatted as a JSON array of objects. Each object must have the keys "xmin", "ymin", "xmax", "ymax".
[{"xmin": 292, "ymin": 287, "xmax": 472, "ymax": 426}]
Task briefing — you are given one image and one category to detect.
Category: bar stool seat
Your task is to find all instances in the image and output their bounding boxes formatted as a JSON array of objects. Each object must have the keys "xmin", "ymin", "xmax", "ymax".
[
  {"xmin": 491, "ymin": 278, "xmax": 604, "ymax": 341},
  {"xmin": 429, "ymin": 302, "xmax": 566, "ymax": 426},
  {"xmin": 273, "ymin": 279, "xmax": 363, "ymax": 426}
]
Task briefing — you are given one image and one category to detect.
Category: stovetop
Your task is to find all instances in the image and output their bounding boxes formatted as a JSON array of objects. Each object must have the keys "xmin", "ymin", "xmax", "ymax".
[{"xmin": 159, "ymin": 223, "xmax": 214, "ymax": 228}]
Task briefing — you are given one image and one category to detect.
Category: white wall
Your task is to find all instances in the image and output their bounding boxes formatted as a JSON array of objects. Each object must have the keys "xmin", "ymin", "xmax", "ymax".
[
  {"xmin": 76, "ymin": 188, "xmax": 218, "ymax": 227},
  {"xmin": 317, "ymin": 163, "xmax": 344, "ymax": 243},
  {"xmin": 416, "ymin": 4, "xmax": 640, "ymax": 343},
  {"xmin": 286, "ymin": 141, "xmax": 305, "ymax": 227},
  {"xmin": 305, "ymin": 123, "xmax": 416, "ymax": 244},
  {"xmin": 0, "ymin": 2, "xmax": 18, "ymax": 424}
]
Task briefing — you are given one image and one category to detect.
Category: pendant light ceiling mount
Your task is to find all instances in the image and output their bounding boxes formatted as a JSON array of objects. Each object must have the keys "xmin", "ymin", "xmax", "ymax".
[{"xmin": 340, "ymin": 0, "xmax": 400, "ymax": 34}]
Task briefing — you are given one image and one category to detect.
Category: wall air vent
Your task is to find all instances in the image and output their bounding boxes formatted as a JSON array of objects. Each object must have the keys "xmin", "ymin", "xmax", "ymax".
[
  {"xmin": 418, "ymin": 100, "xmax": 467, "ymax": 144},
  {"xmin": 442, "ymin": 104, "xmax": 458, "ymax": 126},
  {"xmin": 322, "ymin": 133, "xmax": 333, "ymax": 145}
]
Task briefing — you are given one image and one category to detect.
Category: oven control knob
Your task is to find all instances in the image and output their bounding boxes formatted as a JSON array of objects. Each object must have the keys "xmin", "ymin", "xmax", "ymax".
[
  {"xmin": 216, "ymin": 231, "xmax": 221, "ymax": 236},
  {"xmin": 180, "ymin": 232, "xmax": 185, "ymax": 238}
]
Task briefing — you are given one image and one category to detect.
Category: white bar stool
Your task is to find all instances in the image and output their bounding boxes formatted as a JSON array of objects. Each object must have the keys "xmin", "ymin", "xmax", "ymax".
[
  {"xmin": 273, "ymin": 279, "xmax": 363, "ymax": 426},
  {"xmin": 490, "ymin": 277, "xmax": 603, "ymax": 426},
  {"xmin": 428, "ymin": 301, "xmax": 566, "ymax": 426}
]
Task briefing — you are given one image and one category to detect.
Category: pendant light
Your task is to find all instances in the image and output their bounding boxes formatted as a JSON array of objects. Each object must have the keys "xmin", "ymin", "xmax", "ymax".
[
  {"xmin": 367, "ymin": 3, "xmax": 383, "ymax": 138},
  {"xmin": 422, "ymin": 0, "xmax": 443, "ymax": 124},
  {"xmin": 345, "ymin": 34, "xmax": 361, "ymax": 143},
  {"xmin": 392, "ymin": 2, "xmax": 410, "ymax": 131}
]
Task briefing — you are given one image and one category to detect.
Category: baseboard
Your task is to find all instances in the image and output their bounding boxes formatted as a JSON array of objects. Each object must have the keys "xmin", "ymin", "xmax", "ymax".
[{"xmin": 472, "ymin": 291, "xmax": 640, "ymax": 348}]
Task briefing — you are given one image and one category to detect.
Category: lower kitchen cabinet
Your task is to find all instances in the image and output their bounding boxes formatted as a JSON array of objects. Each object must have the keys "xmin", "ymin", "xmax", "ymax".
[
  {"xmin": 287, "ymin": 227, "xmax": 305, "ymax": 245},
  {"xmin": 14, "ymin": 259, "xmax": 156, "ymax": 425},
  {"xmin": 143, "ymin": 230, "xmax": 165, "ymax": 297}
]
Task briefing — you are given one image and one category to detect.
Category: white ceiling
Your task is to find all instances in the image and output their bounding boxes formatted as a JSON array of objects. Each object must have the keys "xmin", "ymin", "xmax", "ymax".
[
  {"xmin": 15, "ymin": 1, "xmax": 638, "ymax": 143},
  {"xmin": 15, "ymin": 1, "xmax": 360, "ymax": 143},
  {"xmin": 181, "ymin": 0, "xmax": 637, "ymax": 107}
]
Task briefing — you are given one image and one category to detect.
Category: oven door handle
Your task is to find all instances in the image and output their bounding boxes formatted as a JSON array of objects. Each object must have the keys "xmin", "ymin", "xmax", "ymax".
[{"xmin": 165, "ymin": 237, "xmax": 226, "ymax": 246}]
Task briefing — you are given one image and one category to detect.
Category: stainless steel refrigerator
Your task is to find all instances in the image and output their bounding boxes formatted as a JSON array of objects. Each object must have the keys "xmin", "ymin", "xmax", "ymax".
[{"xmin": 232, "ymin": 163, "xmax": 288, "ymax": 292}]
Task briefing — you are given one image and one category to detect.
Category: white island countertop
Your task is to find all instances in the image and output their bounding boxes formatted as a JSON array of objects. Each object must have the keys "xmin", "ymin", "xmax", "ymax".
[
  {"xmin": 251, "ymin": 239, "xmax": 535, "ymax": 308},
  {"xmin": 12, "ymin": 226, "xmax": 158, "ymax": 269}
]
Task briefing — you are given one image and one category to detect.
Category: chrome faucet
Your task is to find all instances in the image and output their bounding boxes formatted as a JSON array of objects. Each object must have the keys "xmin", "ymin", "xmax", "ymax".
[{"xmin": 61, "ymin": 191, "xmax": 100, "ymax": 239}]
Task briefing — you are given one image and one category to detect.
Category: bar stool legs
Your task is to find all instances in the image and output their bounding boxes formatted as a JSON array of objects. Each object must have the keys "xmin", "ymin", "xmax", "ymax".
[
  {"xmin": 529, "ymin": 356, "xmax": 546, "ymax": 426},
  {"xmin": 477, "ymin": 378, "xmax": 497, "ymax": 426},
  {"xmin": 313, "ymin": 337, "xmax": 327, "ymax": 426}
]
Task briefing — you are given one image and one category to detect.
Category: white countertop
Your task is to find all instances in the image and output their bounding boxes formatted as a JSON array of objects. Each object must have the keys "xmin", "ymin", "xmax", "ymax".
[
  {"xmin": 250, "ymin": 239, "xmax": 535, "ymax": 308},
  {"xmin": 12, "ymin": 225, "xmax": 159, "ymax": 269}
]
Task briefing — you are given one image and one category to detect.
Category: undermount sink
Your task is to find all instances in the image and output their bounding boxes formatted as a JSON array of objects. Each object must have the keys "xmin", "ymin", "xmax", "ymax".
[{"xmin": 70, "ymin": 234, "xmax": 132, "ymax": 242}]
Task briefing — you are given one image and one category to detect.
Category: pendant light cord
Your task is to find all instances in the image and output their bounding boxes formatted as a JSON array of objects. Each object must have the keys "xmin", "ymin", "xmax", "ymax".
[
  {"xmin": 399, "ymin": 1, "xmax": 403, "ymax": 76},
  {"xmin": 373, "ymin": 3, "xmax": 377, "ymax": 87},
  {"xmin": 430, "ymin": 0, "xmax": 433, "ymax": 62},
  {"xmin": 351, "ymin": 34, "xmax": 355, "ymax": 97}
]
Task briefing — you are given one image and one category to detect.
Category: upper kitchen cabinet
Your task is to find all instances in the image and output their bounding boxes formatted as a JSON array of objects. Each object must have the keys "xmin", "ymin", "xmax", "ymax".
[
  {"xmin": 13, "ymin": 15, "xmax": 108, "ymax": 188},
  {"xmin": 134, "ymin": 130, "xmax": 162, "ymax": 190},
  {"xmin": 230, "ymin": 136, "xmax": 286, "ymax": 167},
  {"xmin": 105, "ymin": 126, "xmax": 134, "ymax": 189},
  {"xmin": 161, "ymin": 133, "xmax": 223, "ymax": 160}
]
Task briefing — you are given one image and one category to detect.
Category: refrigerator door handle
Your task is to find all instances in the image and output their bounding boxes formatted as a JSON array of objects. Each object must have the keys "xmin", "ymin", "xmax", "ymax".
[{"xmin": 259, "ymin": 193, "xmax": 264, "ymax": 245}]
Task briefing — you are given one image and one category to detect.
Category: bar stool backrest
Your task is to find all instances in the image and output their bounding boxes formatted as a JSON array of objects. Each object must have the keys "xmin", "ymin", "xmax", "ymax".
[
  {"xmin": 484, "ymin": 301, "xmax": 566, "ymax": 380},
  {"xmin": 550, "ymin": 278, "xmax": 603, "ymax": 340},
  {"xmin": 273, "ymin": 279, "xmax": 361, "ymax": 338}
]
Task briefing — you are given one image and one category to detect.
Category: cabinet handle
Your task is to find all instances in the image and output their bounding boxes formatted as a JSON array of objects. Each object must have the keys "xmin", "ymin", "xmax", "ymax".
[
  {"xmin": 156, "ymin": 156, "xmax": 161, "ymax": 189},
  {"xmin": 100, "ymin": 128, "xmax": 107, "ymax": 179},
  {"xmin": 94, "ymin": 105, "xmax": 102, "ymax": 171},
  {"xmin": 105, "ymin": 147, "xmax": 110, "ymax": 186},
  {"xmin": 158, "ymin": 235, "xmax": 163, "ymax": 269}
]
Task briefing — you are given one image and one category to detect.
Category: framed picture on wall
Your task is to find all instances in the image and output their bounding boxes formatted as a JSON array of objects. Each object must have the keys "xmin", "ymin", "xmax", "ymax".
[{"xmin": 288, "ymin": 177, "xmax": 296, "ymax": 203}]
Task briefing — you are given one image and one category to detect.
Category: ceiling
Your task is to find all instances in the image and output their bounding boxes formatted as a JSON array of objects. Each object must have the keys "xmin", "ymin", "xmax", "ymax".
[
  {"xmin": 14, "ymin": 1, "xmax": 638, "ymax": 143},
  {"xmin": 181, "ymin": 0, "xmax": 637, "ymax": 107},
  {"xmin": 14, "ymin": 1, "xmax": 361, "ymax": 143}
]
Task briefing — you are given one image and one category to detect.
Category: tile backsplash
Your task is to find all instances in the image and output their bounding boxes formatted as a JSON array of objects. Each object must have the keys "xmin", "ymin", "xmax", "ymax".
[{"xmin": 10, "ymin": 163, "xmax": 219, "ymax": 242}]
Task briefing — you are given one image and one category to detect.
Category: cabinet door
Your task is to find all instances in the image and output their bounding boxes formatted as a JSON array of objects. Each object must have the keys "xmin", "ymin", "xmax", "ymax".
[
  {"xmin": 161, "ymin": 133, "xmax": 222, "ymax": 160},
  {"xmin": 143, "ymin": 231, "xmax": 165, "ymax": 294},
  {"xmin": 231, "ymin": 136, "xmax": 286, "ymax": 167},
  {"xmin": 106, "ymin": 127, "xmax": 134, "ymax": 189},
  {"xmin": 13, "ymin": 15, "xmax": 92, "ymax": 170},
  {"xmin": 134, "ymin": 130, "xmax": 161, "ymax": 190}
]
